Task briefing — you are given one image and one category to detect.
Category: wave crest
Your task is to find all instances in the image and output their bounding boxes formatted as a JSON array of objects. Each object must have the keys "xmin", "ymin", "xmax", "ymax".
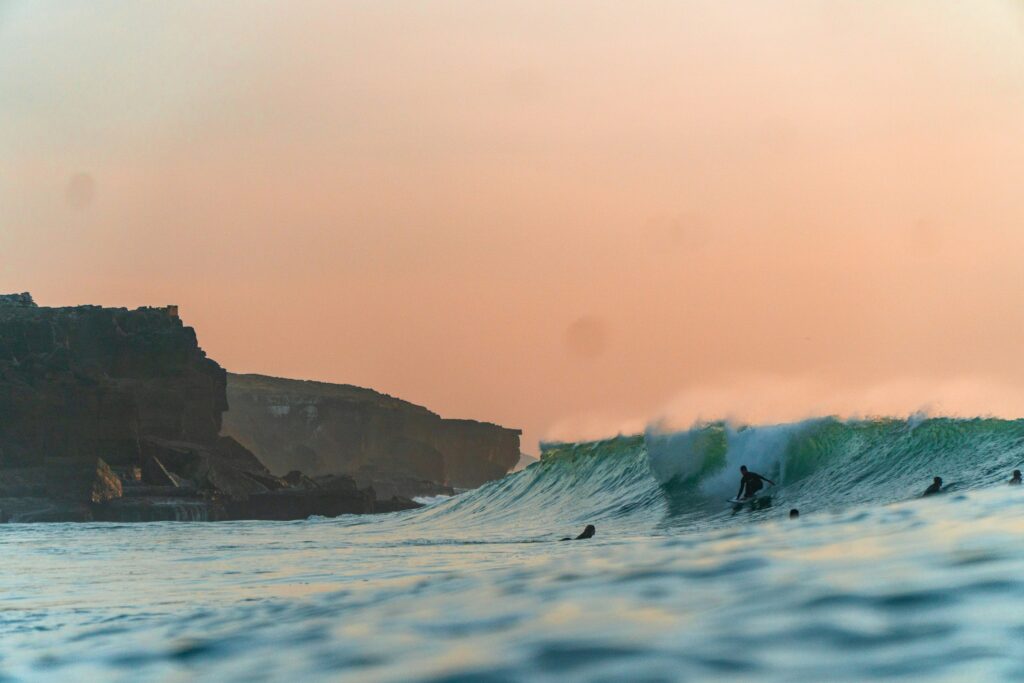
[{"xmin": 398, "ymin": 416, "xmax": 1024, "ymax": 536}]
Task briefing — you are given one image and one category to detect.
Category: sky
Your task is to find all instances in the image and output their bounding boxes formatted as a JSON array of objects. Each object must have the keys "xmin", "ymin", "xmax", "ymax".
[{"xmin": 2, "ymin": 1, "xmax": 1024, "ymax": 451}]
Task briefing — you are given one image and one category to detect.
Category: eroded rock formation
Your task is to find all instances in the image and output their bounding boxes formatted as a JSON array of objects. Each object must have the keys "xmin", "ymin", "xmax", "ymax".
[
  {"xmin": 0, "ymin": 295, "xmax": 411, "ymax": 522},
  {"xmin": 222, "ymin": 374, "xmax": 522, "ymax": 496}
]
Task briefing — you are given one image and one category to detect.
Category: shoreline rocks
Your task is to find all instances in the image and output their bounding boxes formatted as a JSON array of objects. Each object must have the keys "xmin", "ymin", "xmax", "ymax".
[{"xmin": 0, "ymin": 295, "xmax": 426, "ymax": 523}]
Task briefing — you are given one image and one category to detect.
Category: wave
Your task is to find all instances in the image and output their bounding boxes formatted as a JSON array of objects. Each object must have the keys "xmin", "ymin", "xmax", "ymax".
[
  {"xmin": 411, "ymin": 494, "xmax": 452, "ymax": 506},
  {"xmin": 651, "ymin": 416, "xmax": 1024, "ymax": 505},
  {"xmin": 386, "ymin": 416, "xmax": 1024, "ymax": 537}
]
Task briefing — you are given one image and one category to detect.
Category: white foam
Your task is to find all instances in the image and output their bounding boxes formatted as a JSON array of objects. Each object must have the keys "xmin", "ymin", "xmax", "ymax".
[
  {"xmin": 412, "ymin": 495, "xmax": 452, "ymax": 506},
  {"xmin": 646, "ymin": 418, "xmax": 827, "ymax": 499}
]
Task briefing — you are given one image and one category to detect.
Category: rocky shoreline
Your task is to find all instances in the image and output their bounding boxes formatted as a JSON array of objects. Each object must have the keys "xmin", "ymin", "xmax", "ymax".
[{"xmin": 0, "ymin": 293, "xmax": 519, "ymax": 522}]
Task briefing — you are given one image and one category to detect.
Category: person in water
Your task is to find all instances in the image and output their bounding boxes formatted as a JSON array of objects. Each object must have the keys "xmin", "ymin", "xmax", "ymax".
[
  {"xmin": 789, "ymin": 509, "xmax": 799, "ymax": 519},
  {"xmin": 1010, "ymin": 470, "xmax": 1022, "ymax": 486},
  {"xmin": 561, "ymin": 524, "xmax": 595, "ymax": 541},
  {"xmin": 736, "ymin": 465, "xmax": 775, "ymax": 500},
  {"xmin": 923, "ymin": 476, "xmax": 943, "ymax": 496}
]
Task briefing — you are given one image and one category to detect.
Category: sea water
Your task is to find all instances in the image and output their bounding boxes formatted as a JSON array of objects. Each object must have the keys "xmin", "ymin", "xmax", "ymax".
[{"xmin": 4, "ymin": 417, "xmax": 1024, "ymax": 682}]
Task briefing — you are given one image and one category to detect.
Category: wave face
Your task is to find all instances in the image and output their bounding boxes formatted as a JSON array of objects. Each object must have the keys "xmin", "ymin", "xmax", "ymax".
[
  {"xmin": 391, "ymin": 434, "xmax": 661, "ymax": 539},
  {"xmin": 407, "ymin": 416, "xmax": 1024, "ymax": 536}
]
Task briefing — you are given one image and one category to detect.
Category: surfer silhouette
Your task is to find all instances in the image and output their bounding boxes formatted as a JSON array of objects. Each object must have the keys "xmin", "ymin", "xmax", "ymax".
[
  {"xmin": 922, "ymin": 476, "xmax": 943, "ymax": 496},
  {"xmin": 789, "ymin": 509, "xmax": 799, "ymax": 519},
  {"xmin": 561, "ymin": 524, "xmax": 595, "ymax": 541},
  {"xmin": 736, "ymin": 465, "xmax": 775, "ymax": 500},
  {"xmin": 1010, "ymin": 470, "xmax": 1022, "ymax": 486}
]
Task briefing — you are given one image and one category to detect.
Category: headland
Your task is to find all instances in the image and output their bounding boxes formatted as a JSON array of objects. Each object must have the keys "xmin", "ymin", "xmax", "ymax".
[{"xmin": 0, "ymin": 293, "xmax": 521, "ymax": 522}]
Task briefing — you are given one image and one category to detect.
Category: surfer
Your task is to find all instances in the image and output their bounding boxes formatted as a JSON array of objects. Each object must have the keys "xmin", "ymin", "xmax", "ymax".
[
  {"xmin": 561, "ymin": 524, "xmax": 595, "ymax": 541},
  {"xmin": 789, "ymin": 509, "xmax": 799, "ymax": 519},
  {"xmin": 922, "ymin": 476, "xmax": 943, "ymax": 496},
  {"xmin": 736, "ymin": 465, "xmax": 775, "ymax": 500},
  {"xmin": 1010, "ymin": 470, "xmax": 1022, "ymax": 486}
]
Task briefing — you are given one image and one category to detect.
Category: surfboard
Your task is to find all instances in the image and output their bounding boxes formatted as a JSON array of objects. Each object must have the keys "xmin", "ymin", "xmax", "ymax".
[{"xmin": 727, "ymin": 494, "xmax": 758, "ymax": 505}]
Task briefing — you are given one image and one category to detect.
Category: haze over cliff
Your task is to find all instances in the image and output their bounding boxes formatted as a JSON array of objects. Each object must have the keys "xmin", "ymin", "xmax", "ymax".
[{"xmin": 222, "ymin": 373, "xmax": 522, "ymax": 497}]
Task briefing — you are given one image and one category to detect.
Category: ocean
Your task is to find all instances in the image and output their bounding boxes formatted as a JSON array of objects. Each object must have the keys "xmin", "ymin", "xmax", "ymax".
[{"xmin": 4, "ymin": 416, "xmax": 1024, "ymax": 682}]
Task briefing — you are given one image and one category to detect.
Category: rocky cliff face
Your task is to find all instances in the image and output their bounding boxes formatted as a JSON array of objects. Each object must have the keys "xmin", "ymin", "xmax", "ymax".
[
  {"xmin": 222, "ymin": 374, "xmax": 522, "ymax": 494},
  {"xmin": 0, "ymin": 297, "xmax": 226, "ymax": 467},
  {"xmin": 0, "ymin": 295, "xmax": 405, "ymax": 522}
]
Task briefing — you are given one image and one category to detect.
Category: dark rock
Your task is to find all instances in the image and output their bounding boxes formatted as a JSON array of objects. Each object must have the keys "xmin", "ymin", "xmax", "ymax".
[
  {"xmin": 313, "ymin": 473, "xmax": 360, "ymax": 493},
  {"xmin": 92, "ymin": 458, "xmax": 123, "ymax": 503},
  {"xmin": 138, "ymin": 437, "xmax": 272, "ymax": 500},
  {"xmin": 204, "ymin": 462, "xmax": 270, "ymax": 501},
  {"xmin": 214, "ymin": 435, "xmax": 270, "ymax": 474},
  {"xmin": 374, "ymin": 496, "xmax": 423, "ymax": 513},
  {"xmin": 139, "ymin": 439, "xmax": 208, "ymax": 481},
  {"xmin": 0, "ymin": 292, "xmax": 36, "ymax": 308},
  {"xmin": 0, "ymin": 467, "xmax": 46, "ymax": 497},
  {"xmin": 142, "ymin": 454, "xmax": 182, "ymax": 487},
  {"xmin": 241, "ymin": 469, "xmax": 288, "ymax": 491},
  {"xmin": 45, "ymin": 457, "xmax": 122, "ymax": 503},
  {"xmin": 0, "ymin": 301, "xmax": 226, "ymax": 470},
  {"xmin": 282, "ymin": 470, "xmax": 319, "ymax": 489},
  {"xmin": 351, "ymin": 469, "xmax": 454, "ymax": 501},
  {"xmin": 0, "ymin": 295, "xmax": 477, "ymax": 522}
]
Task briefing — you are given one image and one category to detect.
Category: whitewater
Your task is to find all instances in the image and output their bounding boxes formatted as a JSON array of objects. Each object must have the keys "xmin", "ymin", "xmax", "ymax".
[{"xmin": 5, "ymin": 416, "xmax": 1024, "ymax": 681}]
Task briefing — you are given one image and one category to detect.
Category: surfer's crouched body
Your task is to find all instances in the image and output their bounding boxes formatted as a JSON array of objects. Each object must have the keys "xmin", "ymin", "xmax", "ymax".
[
  {"xmin": 561, "ymin": 524, "xmax": 595, "ymax": 541},
  {"xmin": 737, "ymin": 465, "xmax": 775, "ymax": 500},
  {"xmin": 922, "ymin": 476, "xmax": 943, "ymax": 496}
]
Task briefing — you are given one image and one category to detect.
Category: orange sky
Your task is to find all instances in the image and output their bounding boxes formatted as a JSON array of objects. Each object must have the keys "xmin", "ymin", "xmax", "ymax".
[{"xmin": 3, "ymin": 1, "xmax": 1024, "ymax": 450}]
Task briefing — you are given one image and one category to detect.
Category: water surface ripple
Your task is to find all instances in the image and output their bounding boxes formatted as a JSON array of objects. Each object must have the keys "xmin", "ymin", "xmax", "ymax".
[{"xmin": 3, "ymin": 418, "xmax": 1024, "ymax": 681}]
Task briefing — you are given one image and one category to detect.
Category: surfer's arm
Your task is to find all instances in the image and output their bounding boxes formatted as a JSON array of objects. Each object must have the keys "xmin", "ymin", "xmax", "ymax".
[{"xmin": 763, "ymin": 477, "xmax": 776, "ymax": 486}]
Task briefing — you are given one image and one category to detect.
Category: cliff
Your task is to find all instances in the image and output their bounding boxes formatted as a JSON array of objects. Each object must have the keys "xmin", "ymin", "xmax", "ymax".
[
  {"xmin": 514, "ymin": 453, "xmax": 539, "ymax": 471},
  {"xmin": 222, "ymin": 374, "xmax": 522, "ymax": 494},
  {"xmin": 0, "ymin": 295, "xmax": 408, "ymax": 522}
]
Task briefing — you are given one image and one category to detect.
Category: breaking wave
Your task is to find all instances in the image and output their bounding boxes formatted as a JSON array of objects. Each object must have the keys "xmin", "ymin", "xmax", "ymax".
[{"xmin": 401, "ymin": 416, "xmax": 1024, "ymax": 536}]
